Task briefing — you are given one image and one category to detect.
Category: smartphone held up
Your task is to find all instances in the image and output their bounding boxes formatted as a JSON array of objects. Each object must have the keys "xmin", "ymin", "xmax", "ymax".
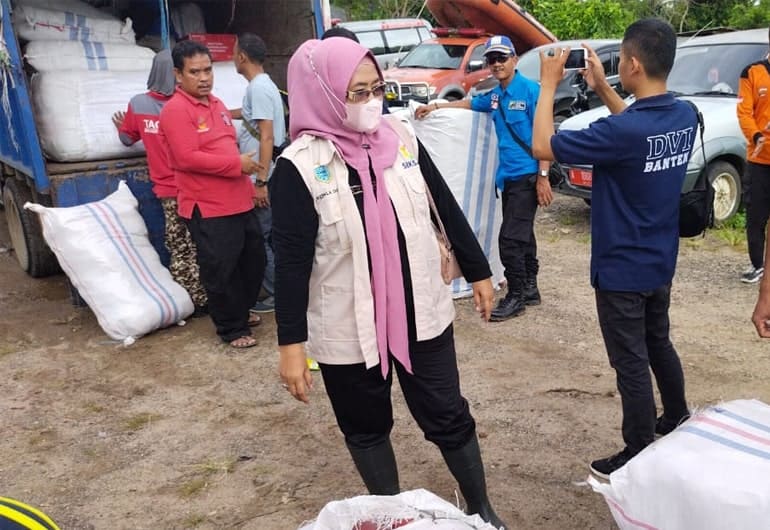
[{"xmin": 564, "ymin": 48, "xmax": 587, "ymax": 70}]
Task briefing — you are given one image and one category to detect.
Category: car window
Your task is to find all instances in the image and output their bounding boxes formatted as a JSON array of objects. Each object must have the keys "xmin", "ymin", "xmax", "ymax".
[
  {"xmin": 669, "ymin": 43, "xmax": 768, "ymax": 95},
  {"xmin": 468, "ymin": 44, "xmax": 486, "ymax": 66},
  {"xmin": 599, "ymin": 52, "xmax": 614, "ymax": 76},
  {"xmin": 357, "ymin": 30, "xmax": 387, "ymax": 56},
  {"xmin": 398, "ymin": 43, "xmax": 468, "ymax": 69},
  {"xmin": 417, "ymin": 27, "xmax": 430, "ymax": 41},
  {"xmin": 516, "ymin": 50, "xmax": 541, "ymax": 80},
  {"xmin": 384, "ymin": 27, "xmax": 421, "ymax": 54}
]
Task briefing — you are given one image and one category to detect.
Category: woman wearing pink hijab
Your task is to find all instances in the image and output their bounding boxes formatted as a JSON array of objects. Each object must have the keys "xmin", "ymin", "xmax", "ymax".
[{"xmin": 270, "ymin": 37, "xmax": 505, "ymax": 528}]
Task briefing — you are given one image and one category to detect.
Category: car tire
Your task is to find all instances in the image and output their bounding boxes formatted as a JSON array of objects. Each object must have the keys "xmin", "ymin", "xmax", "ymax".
[
  {"xmin": 2, "ymin": 178, "xmax": 60, "ymax": 278},
  {"xmin": 707, "ymin": 161, "xmax": 741, "ymax": 223},
  {"xmin": 554, "ymin": 113, "xmax": 571, "ymax": 131},
  {"xmin": 444, "ymin": 93, "xmax": 463, "ymax": 101}
]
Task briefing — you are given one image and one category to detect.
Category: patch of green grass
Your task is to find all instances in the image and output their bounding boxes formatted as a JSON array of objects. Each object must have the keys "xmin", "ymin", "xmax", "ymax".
[
  {"xmin": 713, "ymin": 210, "xmax": 747, "ymax": 248},
  {"xmin": 122, "ymin": 412, "xmax": 162, "ymax": 431},
  {"xmin": 178, "ymin": 478, "xmax": 208, "ymax": 498},
  {"xmin": 83, "ymin": 402, "xmax": 104, "ymax": 414},
  {"xmin": 576, "ymin": 233, "xmax": 591, "ymax": 245},
  {"xmin": 182, "ymin": 514, "xmax": 207, "ymax": 528},
  {"xmin": 176, "ymin": 456, "xmax": 238, "ymax": 498},
  {"xmin": 558, "ymin": 213, "xmax": 579, "ymax": 226},
  {"xmin": 192, "ymin": 457, "xmax": 237, "ymax": 476}
]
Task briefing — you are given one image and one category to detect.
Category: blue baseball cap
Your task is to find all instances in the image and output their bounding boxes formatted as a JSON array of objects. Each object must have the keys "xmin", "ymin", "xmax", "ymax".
[{"xmin": 484, "ymin": 35, "xmax": 516, "ymax": 56}]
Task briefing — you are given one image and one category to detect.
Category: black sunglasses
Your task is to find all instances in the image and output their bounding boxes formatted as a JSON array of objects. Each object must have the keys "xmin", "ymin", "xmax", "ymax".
[{"xmin": 485, "ymin": 54, "xmax": 512, "ymax": 65}]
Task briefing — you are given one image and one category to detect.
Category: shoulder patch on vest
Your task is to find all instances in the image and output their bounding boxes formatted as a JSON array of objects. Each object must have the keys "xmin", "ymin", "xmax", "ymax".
[{"xmin": 314, "ymin": 165, "xmax": 331, "ymax": 183}]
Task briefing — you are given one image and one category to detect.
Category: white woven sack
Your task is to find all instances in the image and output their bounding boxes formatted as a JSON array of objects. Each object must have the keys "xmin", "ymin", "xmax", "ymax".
[
  {"xmin": 30, "ymin": 69, "xmax": 146, "ymax": 161},
  {"xmin": 30, "ymin": 62, "xmax": 247, "ymax": 162},
  {"xmin": 589, "ymin": 399, "xmax": 770, "ymax": 530},
  {"xmin": 25, "ymin": 181, "xmax": 193, "ymax": 345},
  {"xmin": 25, "ymin": 40, "xmax": 155, "ymax": 72},
  {"xmin": 299, "ymin": 488, "xmax": 499, "ymax": 530},
  {"xmin": 15, "ymin": 0, "xmax": 114, "ymax": 18},
  {"xmin": 398, "ymin": 103, "xmax": 505, "ymax": 298},
  {"xmin": 13, "ymin": 3, "xmax": 135, "ymax": 44}
]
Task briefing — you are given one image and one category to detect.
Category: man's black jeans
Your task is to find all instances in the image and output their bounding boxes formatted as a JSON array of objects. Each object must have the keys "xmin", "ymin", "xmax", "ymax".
[
  {"xmin": 595, "ymin": 284, "xmax": 689, "ymax": 455},
  {"xmin": 743, "ymin": 161, "xmax": 770, "ymax": 269},
  {"xmin": 499, "ymin": 176, "xmax": 538, "ymax": 290}
]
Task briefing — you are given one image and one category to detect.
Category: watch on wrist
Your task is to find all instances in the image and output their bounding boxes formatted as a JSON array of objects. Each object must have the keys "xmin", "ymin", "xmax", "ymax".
[
  {"xmin": 255, "ymin": 178, "xmax": 268, "ymax": 187},
  {"xmin": 538, "ymin": 169, "xmax": 549, "ymax": 178}
]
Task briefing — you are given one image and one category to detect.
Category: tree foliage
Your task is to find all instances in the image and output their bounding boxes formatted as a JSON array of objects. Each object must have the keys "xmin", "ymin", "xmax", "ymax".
[{"xmin": 333, "ymin": 0, "xmax": 770, "ymax": 39}]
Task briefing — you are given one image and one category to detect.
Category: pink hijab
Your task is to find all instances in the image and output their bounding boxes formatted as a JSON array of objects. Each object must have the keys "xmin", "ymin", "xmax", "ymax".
[{"xmin": 287, "ymin": 38, "xmax": 411, "ymax": 378}]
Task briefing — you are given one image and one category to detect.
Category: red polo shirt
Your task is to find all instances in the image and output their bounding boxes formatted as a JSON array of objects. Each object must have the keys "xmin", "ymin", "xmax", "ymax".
[
  {"xmin": 159, "ymin": 87, "xmax": 255, "ymax": 219},
  {"xmin": 119, "ymin": 91, "xmax": 175, "ymax": 198}
]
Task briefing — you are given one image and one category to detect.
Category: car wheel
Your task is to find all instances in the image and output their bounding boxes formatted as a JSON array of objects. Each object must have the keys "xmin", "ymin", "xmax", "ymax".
[
  {"xmin": 707, "ymin": 161, "xmax": 741, "ymax": 223},
  {"xmin": 554, "ymin": 113, "xmax": 570, "ymax": 131},
  {"xmin": 2, "ymin": 179, "xmax": 60, "ymax": 277}
]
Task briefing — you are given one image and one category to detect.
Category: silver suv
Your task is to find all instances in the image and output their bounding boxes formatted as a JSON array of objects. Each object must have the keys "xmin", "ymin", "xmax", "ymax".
[{"xmin": 556, "ymin": 28, "xmax": 769, "ymax": 223}]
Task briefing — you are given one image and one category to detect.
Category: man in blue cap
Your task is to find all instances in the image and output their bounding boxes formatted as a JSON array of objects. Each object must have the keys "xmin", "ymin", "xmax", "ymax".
[{"xmin": 417, "ymin": 35, "xmax": 553, "ymax": 321}]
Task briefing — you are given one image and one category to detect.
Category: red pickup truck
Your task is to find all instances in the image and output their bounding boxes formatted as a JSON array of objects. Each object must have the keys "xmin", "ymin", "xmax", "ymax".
[{"xmin": 383, "ymin": 28, "xmax": 492, "ymax": 106}]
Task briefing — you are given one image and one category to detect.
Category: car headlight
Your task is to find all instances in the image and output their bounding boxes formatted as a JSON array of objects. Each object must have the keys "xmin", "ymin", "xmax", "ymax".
[{"xmin": 412, "ymin": 85, "xmax": 429, "ymax": 97}]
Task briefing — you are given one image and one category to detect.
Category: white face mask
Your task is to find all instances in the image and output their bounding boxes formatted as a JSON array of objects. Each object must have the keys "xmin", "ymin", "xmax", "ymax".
[{"xmin": 343, "ymin": 97, "xmax": 383, "ymax": 134}]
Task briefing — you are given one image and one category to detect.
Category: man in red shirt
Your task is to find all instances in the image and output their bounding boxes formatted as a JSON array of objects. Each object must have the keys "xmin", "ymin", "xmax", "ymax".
[
  {"xmin": 160, "ymin": 40, "xmax": 265, "ymax": 348},
  {"xmin": 113, "ymin": 49, "xmax": 208, "ymax": 314}
]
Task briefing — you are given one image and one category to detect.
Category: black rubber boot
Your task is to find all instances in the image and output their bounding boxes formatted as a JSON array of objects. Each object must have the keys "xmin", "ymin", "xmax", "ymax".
[
  {"xmin": 441, "ymin": 436, "xmax": 507, "ymax": 529},
  {"xmin": 523, "ymin": 276, "xmax": 541, "ymax": 306},
  {"xmin": 489, "ymin": 281, "xmax": 525, "ymax": 322},
  {"xmin": 346, "ymin": 440, "xmax": 400, "ymax": 495}
]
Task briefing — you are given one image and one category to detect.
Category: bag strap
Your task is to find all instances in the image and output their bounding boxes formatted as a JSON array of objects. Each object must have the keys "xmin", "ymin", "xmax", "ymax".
[
  {"xmin": 683, "ymin": 99, "xmax": 707, "ymax": 189},
  {"xmin": 496, "ymin": 105, "xmax": 533, "ymax": 157},
  {"xmin": 385, "ymin": 115, "xmax": 452, "ymax": 249},
  {"xmin": 241, "ymin": 117, "xmax": 261, "ymax": 141}
]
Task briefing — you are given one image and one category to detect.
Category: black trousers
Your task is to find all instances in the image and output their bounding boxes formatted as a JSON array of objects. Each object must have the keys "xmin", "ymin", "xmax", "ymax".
[
  {"xmin": 319, "ymin": 325, "xmax": 476, "ymax": 452},
  {"xmin": 499, "ymin": 177, "xmax": 538, "ymax": 289},
  {"xmin": 743, "ymin": 161, "xmax": 770, "ymax": 269},
  {"xmin": 186, "ymin": 206, "xmax": 265, "ymax": 342},
  {"xmin": 595, "ymin": 285, "xmax": 689, "ymax": 455}
]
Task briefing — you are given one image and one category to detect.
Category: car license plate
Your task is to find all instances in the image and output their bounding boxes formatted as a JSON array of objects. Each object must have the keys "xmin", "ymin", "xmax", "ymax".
[{"xmin": 569, "ymin": 168, "xmax": 593, "ymax": 187}]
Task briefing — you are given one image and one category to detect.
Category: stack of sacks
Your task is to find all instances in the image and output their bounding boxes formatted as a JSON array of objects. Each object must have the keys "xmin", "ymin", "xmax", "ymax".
[
  {"xmin": 13, "ymin": 0, "xmax": 136, "ymax": 43},
  {"xmin": 15, "ymin": 0, "xmax": 248, "ymax": 162}
]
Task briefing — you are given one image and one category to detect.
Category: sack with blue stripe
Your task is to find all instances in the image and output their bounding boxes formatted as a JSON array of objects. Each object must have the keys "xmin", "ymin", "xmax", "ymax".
[
  {"xmin": 589, "ymin": 399, "xmax": 770, "ymax": 530},
  {"xmin": 0, "ymin": 497, "xmax": 60, "ymax": 530},
  {"xmin": 25, "ymin": 182, "xmax": 194, "ymax": 345},
  {"xmin": 13, "ymin": 2, "xmax": 136, "ymax": 44}
]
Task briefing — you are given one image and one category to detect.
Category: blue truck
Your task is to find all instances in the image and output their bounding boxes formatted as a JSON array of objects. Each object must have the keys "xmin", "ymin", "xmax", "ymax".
[{"xmin": 0, "ymin": 0, "xmax": 325, "ymax": 277}]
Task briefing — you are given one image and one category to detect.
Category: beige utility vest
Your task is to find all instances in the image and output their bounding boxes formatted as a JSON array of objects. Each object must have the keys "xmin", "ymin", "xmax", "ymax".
[{"xmin": 281, "ymin": 120, "xmax": 455, "ymax": 368}]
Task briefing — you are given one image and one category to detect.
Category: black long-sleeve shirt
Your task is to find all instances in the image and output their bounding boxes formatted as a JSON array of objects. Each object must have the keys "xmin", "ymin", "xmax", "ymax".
[{"xmin": 270, "ymin": 141, "xmax": 492, "ymax": 346}]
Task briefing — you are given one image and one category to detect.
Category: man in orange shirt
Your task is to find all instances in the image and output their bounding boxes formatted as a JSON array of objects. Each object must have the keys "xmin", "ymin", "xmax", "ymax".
[{"xmin": 737, "ymin": 28, "xmax": 770, "ymax": 284}]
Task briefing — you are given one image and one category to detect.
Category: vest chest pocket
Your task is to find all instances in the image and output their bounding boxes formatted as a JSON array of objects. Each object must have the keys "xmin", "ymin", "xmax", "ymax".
[
  {"xmin": 315, "ymin": 192, "xmax": 351, "ymax": 253},
  {"xmin": 400, "ymin": 167, "xmax": 430, "ymax": 224}
]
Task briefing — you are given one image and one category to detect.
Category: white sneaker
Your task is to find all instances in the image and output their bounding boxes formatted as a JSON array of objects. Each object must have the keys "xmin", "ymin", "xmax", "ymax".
[{"xmin": 741, "ymin": 266, "xmax": 764, "ymax": 284}]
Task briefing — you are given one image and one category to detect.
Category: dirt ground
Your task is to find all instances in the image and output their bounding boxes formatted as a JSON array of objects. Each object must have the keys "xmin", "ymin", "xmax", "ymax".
[{"xmin": 2, "ymin": 195, "xmax": 769, "ymax": 530}]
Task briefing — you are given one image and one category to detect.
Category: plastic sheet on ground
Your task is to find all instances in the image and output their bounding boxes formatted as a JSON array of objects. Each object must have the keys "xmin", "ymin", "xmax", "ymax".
[
  {"xmin": 391, "ymin": 103, "xmax": 504, "ymax": 298},
  {"xmin": 589, "ymin": 399, "xmax": 770, "ymax": 530},
  {"xmin": 298, "ymin": 488, "xmax": 499, "ymax": 530},
  {"xmin": 25, "ymin": 181, "xmax": 193, "ymax": 345}
]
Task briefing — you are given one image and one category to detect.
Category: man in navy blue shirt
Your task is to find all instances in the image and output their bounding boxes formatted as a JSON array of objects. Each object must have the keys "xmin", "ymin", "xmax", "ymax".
[
  {"xmin": 531, "ymin": 19, "xmax": 693, "ymax": 478},
  {"xmin": 416, "ymin": 36, "xmax": 553, "ymax": 321}
]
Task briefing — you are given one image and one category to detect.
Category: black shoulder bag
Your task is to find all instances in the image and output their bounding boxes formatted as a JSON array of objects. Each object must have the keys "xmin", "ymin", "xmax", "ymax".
[
  {"xmin": 496, "ymin": 106, "xmax": 563, "ymax": 187},
  {"xmin": 679, "ymin": 101, "xmax": 713, "ymax": 238}
]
